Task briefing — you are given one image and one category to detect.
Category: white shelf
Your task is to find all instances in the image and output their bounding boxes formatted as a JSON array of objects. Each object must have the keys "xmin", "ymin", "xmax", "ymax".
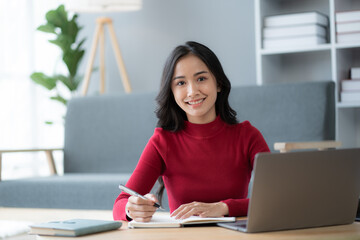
[
  {"xmin": 255, "ymin": 0, "xmax": 360, "ymax": 148},
  {"xmin": 335, "ymin": 43, "xmax": 360, "ymax": 50},
  {"xmin": 260, "ymin": 43, "xmax": 360, "ymax": 55},
  {"xmin": 337, "ymin": 102, "xmax": 360, "ymax": 108},
  {"xmin": 260, "ymin": 44, "xmax": 331, "ymax": 55}
]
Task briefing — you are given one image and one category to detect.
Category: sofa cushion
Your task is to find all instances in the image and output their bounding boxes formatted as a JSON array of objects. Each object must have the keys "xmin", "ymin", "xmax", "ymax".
[
  {"xmin": 229, "ymin": 81, "xmax": 335, "ymax": 151},
  {"xmin": 0, "ymin": 174, "xmax": 130, "ymax": 209},
  {"xmin": 64, "ymin": 92, "xmax": 158, "ymax": 173}
]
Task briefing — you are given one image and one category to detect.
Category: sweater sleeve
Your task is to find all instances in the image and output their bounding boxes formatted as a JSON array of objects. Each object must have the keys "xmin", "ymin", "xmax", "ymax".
[
  {"xmin": 222, "ymin": 121, "xmax": 270, "ymax": 217},
  {"xmin": 113, "ymin": 132, "xmax": 165, "ymax": 221}
]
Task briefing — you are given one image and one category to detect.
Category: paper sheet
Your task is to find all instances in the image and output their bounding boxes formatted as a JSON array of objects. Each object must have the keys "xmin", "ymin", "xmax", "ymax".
[{"xmin": 0, "ymin": 220, "xmax": 32, "ymax": 239}]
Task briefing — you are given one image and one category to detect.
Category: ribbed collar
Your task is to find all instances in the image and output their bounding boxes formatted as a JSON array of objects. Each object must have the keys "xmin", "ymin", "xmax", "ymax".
[{"xmin": 183, "ymin": 115, "xmax": 226, "ymax": 139}]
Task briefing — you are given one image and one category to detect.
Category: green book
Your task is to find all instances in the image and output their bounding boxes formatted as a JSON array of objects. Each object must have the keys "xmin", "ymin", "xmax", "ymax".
[{"xmin": 29, "ymin": 219, "xmax": 121, "ymax": 237}]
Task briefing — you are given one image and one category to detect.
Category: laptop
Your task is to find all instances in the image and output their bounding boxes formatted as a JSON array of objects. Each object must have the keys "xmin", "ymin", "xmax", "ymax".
[{"xmin": 217, "ymin": 148, "xmax": 360, "ymax": 233}]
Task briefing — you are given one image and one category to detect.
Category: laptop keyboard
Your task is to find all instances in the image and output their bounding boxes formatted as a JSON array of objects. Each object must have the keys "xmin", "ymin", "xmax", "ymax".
[
  {"xmin": 232, "ymin": 220, "xmax": 247, "ymax": 228},
  {"xmin": 217, "ymin": 219, "xmax": 248, "ymax": 231}
]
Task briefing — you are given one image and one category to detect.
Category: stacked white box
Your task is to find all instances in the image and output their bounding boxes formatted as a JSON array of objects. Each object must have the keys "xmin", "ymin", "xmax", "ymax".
[
  {"xmin": 336, "ymin": 10, "xmax": 360, "ymax": 44},
  {"xmin": 341, "ymin": 67, "xmax": 360, "ymax": 102},
  {"xmin": 263, "ymin": 12, "xmax": 328, "ymax": 49}
]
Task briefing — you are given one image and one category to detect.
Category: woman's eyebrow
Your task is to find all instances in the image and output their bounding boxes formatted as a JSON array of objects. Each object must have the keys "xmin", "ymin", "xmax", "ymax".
[
  {"xmin": 173, "ymin": 75, "xmax": 185, "ymax": 81},
  {"xmin": 173, "ymin": 71, "xmax": 208, "ymax": 81},
  {"xmin": 194, "ymin": 71, "xmax": 208, "ymax": 76}
]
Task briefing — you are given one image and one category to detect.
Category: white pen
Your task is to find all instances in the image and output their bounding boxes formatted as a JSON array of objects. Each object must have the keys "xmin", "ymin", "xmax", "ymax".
[{"xmin": 119, "ymin": 184, "xmax": 164, "ymax": 210}]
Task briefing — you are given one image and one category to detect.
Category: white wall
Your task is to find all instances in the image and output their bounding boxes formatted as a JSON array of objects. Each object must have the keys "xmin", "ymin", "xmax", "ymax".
[{"xmin": 77, "ymin": 0, "xmax": 256, "ymax": 94}]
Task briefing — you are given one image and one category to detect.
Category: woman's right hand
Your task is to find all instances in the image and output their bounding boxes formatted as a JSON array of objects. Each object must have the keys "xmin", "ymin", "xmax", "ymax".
[{"xmin": 125, "ymin": 193, "xmax": 158, "ymax": 222}]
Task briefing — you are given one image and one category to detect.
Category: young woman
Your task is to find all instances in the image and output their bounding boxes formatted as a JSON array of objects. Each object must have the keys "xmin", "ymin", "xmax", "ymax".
[{"xmin": 113, "ymin": 41, "xmax": 270, "ymax": 222}]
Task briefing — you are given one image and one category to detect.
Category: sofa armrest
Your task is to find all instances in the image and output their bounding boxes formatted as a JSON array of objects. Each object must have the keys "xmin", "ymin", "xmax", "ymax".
[
  {"xmin": 274, "ymin": 141, "xmax": 342, "ymax": 153},
  {"xmin": 0, "ymin": 148, "xmax": 63, "ymax": 181}
]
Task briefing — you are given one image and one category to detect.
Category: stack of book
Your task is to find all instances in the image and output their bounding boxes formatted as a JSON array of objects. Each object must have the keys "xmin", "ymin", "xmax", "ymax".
[
  {"xmin": 263, "ymin": 12, "xmax": 328, "ymax": 49},
  {"xmin": 341, "ymin": 67, "xmax": 360, "ymax": 102},
  {"xmin": 336, "ymin": 10, "xmax": 360, "ymax": 43}
]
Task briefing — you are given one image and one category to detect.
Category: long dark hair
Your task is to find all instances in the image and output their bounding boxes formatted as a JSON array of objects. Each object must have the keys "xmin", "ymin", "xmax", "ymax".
[{"xmin": 155, "ymin": 41, "xmax": 238, "ymax": 205}]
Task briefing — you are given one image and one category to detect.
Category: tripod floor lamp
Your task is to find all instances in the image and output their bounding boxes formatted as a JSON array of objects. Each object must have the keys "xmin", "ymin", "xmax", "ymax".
[
  {"xmin": 82, "ymin": 17, "xmax": 132, "ymax": 95},
  {"xmin": 65, "ymin": 0, "xmax": 142, "ymax": 95}
]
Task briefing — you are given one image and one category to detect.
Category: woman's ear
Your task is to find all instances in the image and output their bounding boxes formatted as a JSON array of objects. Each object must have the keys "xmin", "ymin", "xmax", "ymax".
[{"xmin": 217, "ymin": 86, "xmax": 221, "ymax": 92}]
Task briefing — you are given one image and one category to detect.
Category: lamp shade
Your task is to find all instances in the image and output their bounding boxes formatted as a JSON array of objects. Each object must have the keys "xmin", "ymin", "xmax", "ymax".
[{"xmin": 64, "ymin": 0, "xmax": 142, "ymax": 12}]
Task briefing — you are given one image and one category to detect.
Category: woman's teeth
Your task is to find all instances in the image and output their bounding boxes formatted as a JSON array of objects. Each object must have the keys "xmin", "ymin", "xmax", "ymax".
[{"xmin": 188, "ymin": 99, "xmax": 204, "ymax": 105}]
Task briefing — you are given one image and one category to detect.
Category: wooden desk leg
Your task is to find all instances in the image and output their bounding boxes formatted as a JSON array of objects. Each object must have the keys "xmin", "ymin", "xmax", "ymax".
[{"xmin": 45, "ymin": 150, "xmax": 57, "ymax": 175}]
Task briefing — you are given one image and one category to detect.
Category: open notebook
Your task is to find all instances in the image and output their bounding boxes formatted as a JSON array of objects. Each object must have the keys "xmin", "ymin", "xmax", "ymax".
[{"xmin": 128, "ymin": 213, "xmax": 235, "ymax": 228}]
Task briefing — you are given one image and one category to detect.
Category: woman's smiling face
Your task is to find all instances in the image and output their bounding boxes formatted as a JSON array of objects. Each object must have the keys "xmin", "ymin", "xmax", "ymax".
[{"xmin": 171, "ymin": 54, "xmax": 220, "ymax": 124}]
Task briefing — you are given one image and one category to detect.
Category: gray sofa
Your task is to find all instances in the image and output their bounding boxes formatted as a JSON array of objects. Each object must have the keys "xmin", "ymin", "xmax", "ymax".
[{"xmin": 0, "ymin": 81, "xmax": 335, "ymax": 211}]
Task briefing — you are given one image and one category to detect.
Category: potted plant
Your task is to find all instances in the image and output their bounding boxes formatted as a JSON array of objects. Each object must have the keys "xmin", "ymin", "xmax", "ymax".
[{"xmin": 30, "ymin": 4, "xmax": 86, "ymax": 123}]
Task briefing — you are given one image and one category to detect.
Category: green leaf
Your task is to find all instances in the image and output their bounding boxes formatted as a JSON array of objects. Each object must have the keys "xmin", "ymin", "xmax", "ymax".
[
  {"xmin": 30, "ymin": 72, "xmax": 57, "ymax": 90},
  {"xmin": 37, "ymin": 23, "xmax": 56, "ymax": 34},
  {"xmin": 65, "ymin": 15, "xmax": 80, "ymax": 43},
  {"xmin": 45, "ymin": 121, "xmax": 54, "ymax": 125},
  {"xmin": 50, "ymin": 94, "xmax": 67, "ymax": 106},
  {"xmin": 63, "ymin": 48, "xmax": 85, "ymax": 77},
  {"xmin": 76, "ymin": 38, "xmax": 86, "ymax": 50},
  {"xmin": 46, "ymin": 5, "xmax": 67, "ymax": 29},
  {"xmin": 49, "ymin": 34, "xmax": 73, "ymax": 51},
  {"xmin": 56, "ymin": 74, "xmax": 77, "ymax": 91}
]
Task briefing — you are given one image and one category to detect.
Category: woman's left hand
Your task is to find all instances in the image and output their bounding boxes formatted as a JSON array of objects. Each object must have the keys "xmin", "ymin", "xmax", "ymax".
[{"xmin": 170, "ymin": 201, "xmax": 229, "ymax": 220}]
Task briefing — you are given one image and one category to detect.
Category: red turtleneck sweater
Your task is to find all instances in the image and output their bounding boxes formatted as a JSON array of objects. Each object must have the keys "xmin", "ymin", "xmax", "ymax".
[{"xmin": 113, "ymin": 116, "xmax": 270, "ymax": 221}]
